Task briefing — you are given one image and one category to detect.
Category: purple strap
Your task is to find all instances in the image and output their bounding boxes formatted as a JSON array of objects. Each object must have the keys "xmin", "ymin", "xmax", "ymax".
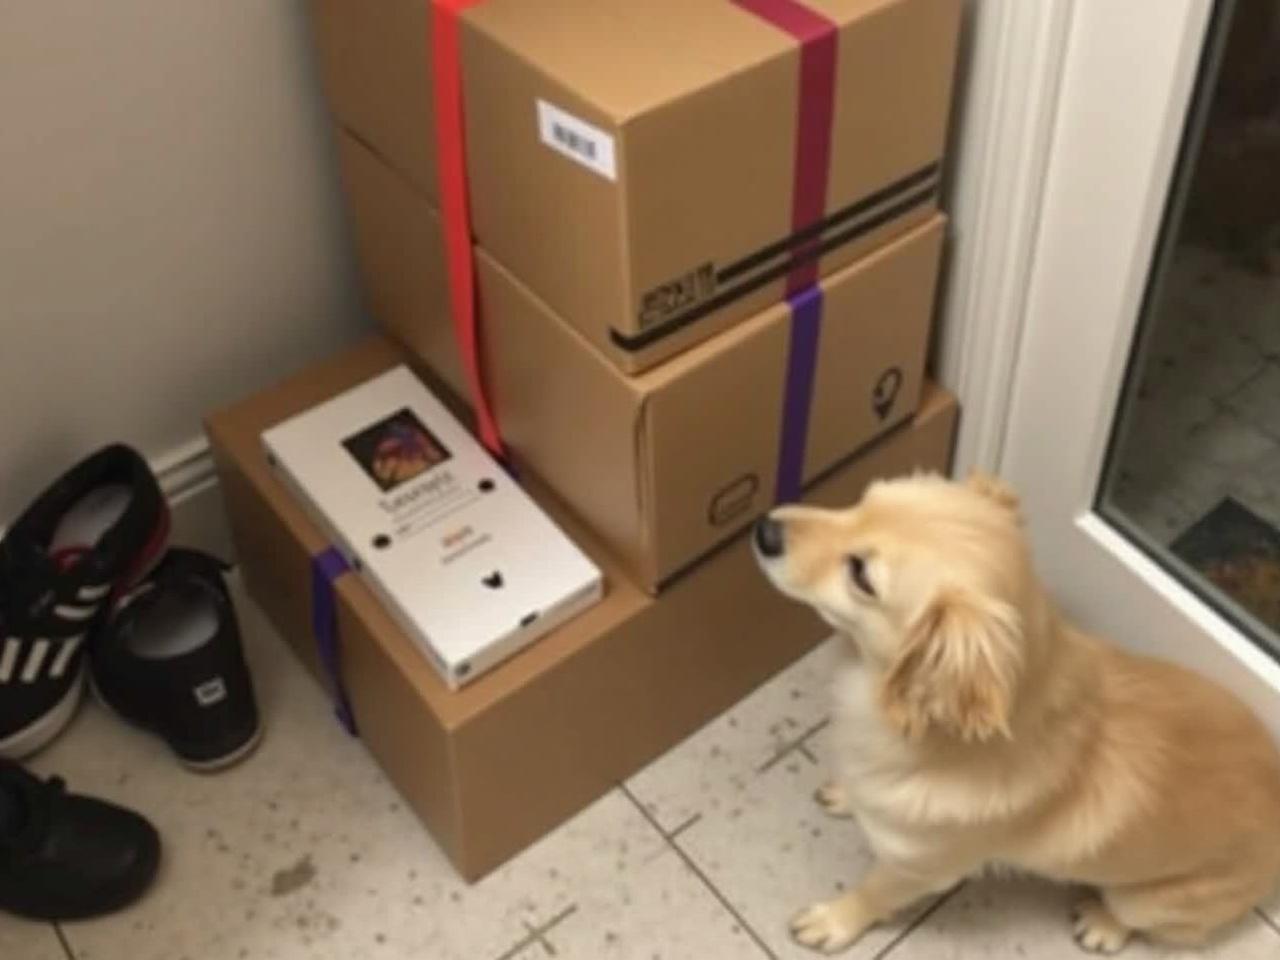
[
  {"xmin": 775, "ymin": 285, "xmax": 825, "ymax": 503},
  {"xmin": 310, "ymin": 546, "xmax": 358, "ymax": 736},
  {"xmin": 732, "ymin": 0, "xmax": 839, "ymax": 505}
]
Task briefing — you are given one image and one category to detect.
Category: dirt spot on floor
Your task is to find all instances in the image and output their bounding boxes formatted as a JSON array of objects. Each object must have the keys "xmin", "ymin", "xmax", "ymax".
[{"xmin": 270, "ymin": 855, "xmax": 317, "ymax": 897}]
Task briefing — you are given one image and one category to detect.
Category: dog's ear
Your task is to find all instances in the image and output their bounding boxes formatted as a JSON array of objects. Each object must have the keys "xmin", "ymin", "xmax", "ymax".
[
  {"xmin": 880, "ymin": 589, "xmax": 1023, "ymax": 742},
  {"xmin": 966, "ymin": 471, "xmax": 1021, "ymax": 517}
]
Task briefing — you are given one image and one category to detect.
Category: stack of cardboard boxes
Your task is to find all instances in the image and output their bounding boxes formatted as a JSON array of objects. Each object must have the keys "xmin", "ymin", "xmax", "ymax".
[{"xmin": 208, "ymin": 0, "xmax": 963, "ymax": 879}]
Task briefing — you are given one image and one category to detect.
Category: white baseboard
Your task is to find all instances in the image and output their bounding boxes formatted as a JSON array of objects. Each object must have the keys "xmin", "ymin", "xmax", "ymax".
[{"xmin": 152, "ymin": 437, "xmax": 235, "ymax": 561}]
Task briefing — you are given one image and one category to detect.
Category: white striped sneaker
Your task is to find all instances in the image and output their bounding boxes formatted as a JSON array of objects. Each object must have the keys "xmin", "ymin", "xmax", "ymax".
[{"xmin": 0, "ymin": 445, "xmax": 169, "ymax": 759}]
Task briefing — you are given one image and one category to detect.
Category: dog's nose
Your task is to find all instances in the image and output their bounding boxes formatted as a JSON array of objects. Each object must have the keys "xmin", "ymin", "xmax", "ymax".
[{"xmin": 754, "ymin": 516, "xmax": 785, "ymax": 559}]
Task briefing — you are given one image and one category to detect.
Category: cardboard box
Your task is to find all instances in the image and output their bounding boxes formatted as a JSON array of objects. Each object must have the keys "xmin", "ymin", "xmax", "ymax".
[
  {"xmin": 207, "ymin": 336, "xmax": 957, "ymax": 880},
  {"xmin": 336, "ymin": 131, "xmax": 945, "ymax": 589},
  {"xmin": 335, "ymin": 132, "xmax": 465, "ymax": 402},
  {"xmin": 312, "ymin": 0, "xmax": 961, "ymax": 371}
]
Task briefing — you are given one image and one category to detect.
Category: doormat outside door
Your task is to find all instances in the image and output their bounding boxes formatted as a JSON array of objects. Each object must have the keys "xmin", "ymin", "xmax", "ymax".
[{"xmin": 1171, "ymin": 496, "xmax": 1280, "ymax": 635}]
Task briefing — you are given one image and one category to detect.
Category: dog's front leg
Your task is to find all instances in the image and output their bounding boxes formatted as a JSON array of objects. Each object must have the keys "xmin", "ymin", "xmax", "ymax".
[{"xmin": 790, "ymin": 861, "xmax": 958, "ymax": 954}]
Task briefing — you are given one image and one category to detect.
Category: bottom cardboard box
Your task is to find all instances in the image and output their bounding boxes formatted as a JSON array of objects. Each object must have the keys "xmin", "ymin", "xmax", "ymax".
[{"xmin": 206, "ymin": 336, "xmax": 958, "ymax": 880}]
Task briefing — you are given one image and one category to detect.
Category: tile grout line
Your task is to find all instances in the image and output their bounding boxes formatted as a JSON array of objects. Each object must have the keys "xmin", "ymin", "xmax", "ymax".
[
  {"xmin": 757, "ymin": 716, "xmax": 830, "ymax": 775},
  {"xmin": 493, "ymin": 904, "xmax": 578, "ymax": 960},
  {"xmin": 1217, "ymin": 360, "xmax": 1272, "ymax": 408},
  {"xmin": 520, "ymin": 920, "xmax": 554, "ymax": 958},
  {"xmin": 667, "ymin": 811, "xmax": 703, "ymax": 840},
  {"xmin": 619, "ymin": 782, "xmax": 780, "ymax": 960},
  {"xmin": 540, "ymin": 904, "xmax": 578, "ymax": 958},
  {"xmin": 868, "ymin": 882, "xmax": 965, "ymax": 960},
  {"xmin": 1256, "ymin": 907, "xmax": 1280, "ymax": 938},
  {"xmin": 52, "ymin": 923, "xmax": 76, "ymax": 960},
  {"xmin": 493, "ymin": 929, "xmax": 539, "ymax": 960},
  {"xmin": 540, "ymin": 905, "xmax": 578, "ymax": 946}
]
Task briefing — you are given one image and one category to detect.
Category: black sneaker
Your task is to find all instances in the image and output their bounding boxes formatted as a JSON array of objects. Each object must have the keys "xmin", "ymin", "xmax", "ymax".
[
  {"xmin": 91, "ymin": 548, "xmax": 261, "ymax": 772},
  {"xmin": 0, "ymin": 445, "xmax": 170, "ymax": 760},
  {"xmin": 0, "ymin": 759, "xmax": 161, "ymax": 920}
]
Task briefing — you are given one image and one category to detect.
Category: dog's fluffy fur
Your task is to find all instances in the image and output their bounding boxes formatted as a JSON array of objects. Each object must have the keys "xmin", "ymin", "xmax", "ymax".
[{"xmin": 756, "ymin": 472, "xmax": 1280, "ymax": 954}]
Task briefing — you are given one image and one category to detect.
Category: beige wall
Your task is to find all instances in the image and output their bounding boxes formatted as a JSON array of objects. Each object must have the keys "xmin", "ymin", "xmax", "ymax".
[{"xmin": 0, "ymin": 2, "xmax": 366, "ymax": 522}]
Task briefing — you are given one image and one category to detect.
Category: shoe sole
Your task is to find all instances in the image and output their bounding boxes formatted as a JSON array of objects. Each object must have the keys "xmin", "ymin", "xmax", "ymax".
[
  {"xmin": 87, "ymin": 673, "xmax": 264, "ymax": 774},
  {"xmin": 179, "ymin": 721, "xmax": 265, "ymax": 774},
  {"xmin": 0, "ymin": 669, "xmax": 84, "ymax": 759}
]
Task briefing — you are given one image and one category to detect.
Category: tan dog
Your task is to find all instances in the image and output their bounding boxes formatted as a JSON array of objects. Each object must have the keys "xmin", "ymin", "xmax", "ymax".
[{"xmin": 753, "ymin": 472, "xmax": 1280, "ymax": 954}]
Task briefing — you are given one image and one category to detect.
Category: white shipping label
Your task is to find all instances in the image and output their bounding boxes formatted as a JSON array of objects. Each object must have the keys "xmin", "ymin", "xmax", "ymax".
[{"xmin": 536, "ymin": 99, "xmax": 617, "ymax": 181}]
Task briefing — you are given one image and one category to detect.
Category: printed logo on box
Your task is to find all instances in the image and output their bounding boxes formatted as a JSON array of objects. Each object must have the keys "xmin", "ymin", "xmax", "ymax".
[
  {"xmin": 639, "ymin": 262, "xmax": 718, "ymax": 330},
  {"xmin": 536, "ymin": 99, "xmax": 617, "ymax": 181},
  {"xmin": 872, "ymin": 367, "xmax": 904, "ymax": 421},
  {"xmin": 707, "ymin": 473, "xmax": 759, "ymax": 528}
]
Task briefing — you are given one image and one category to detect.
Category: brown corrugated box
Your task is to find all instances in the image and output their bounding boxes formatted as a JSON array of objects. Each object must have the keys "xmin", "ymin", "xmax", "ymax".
[
  {"xmin": 206, "ymin": 336, "xmax": 958, "ymax": 879},
  {"xmin": 335, "ymin": 131, "xmax": 945, "ymax": 590},
  {"xmin": 311, "ymin": 0, "xmax": 961, "ymax": 371}
]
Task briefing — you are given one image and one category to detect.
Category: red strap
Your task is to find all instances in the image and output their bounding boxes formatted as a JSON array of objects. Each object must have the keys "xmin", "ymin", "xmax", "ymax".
[
  {"xmin": 731, "ymin": 0, "xmax": 838, "ymax": 292},
  {"xmin": 732, "ymin": 0, "xmax": 838, "ymax": 502},
  {"xmin": 431, "ymin": 0, "xmax": 504, "ymax": 456}
]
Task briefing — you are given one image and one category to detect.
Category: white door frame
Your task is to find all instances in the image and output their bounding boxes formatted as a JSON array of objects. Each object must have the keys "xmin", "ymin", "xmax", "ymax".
[
  {"xmin": 940, "ymin": 0, "xmax": 1280, "ymax": 737},
  {"xmin": 936, "ymin": 0, "xmax": 1075, "ymax": 475}
]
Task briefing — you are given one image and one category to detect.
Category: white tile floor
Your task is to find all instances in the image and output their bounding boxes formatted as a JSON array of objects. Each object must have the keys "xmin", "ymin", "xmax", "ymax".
[{"xmin": 12, "ymin": 582, "xmax": 1280, "ymax": 960}]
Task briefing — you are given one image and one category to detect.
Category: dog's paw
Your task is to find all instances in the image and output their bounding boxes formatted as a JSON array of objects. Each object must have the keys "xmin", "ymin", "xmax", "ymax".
[
  {"xmin": 790, "ymin": 899, "xmax": 870, "ymax": 954},
  {"xmin": 1071, "ymin": 896, "xmax": 1132, "ymax": 955},
  {"xmin": 814, "ymin": 782, "xmax": 853, "ymax": 818}
]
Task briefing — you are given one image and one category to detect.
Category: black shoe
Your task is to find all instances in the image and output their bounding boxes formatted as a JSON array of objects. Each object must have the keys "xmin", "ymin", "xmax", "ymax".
[
  {"xmin": 91, "ymin": 549, "xmax": 261, "ymax": 772},
  {"xmin": 0, "ymin": 759, "xmax": 161, "ymax": 920},
  {"xmin": 0, "ymin": 445, "xmax": 170, "ymax": 759}
]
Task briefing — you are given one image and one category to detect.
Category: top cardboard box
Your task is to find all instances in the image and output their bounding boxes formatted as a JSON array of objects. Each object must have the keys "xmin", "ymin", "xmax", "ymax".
[{"xmin": 309, "ymin": 0, "xmax": 962, "ymax": 372}]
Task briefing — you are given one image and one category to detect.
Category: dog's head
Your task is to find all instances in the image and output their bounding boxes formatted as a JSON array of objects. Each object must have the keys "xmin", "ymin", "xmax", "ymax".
[{"xmin": 754, "ymin": 472, "xmax": 1033, "ymax": 742}]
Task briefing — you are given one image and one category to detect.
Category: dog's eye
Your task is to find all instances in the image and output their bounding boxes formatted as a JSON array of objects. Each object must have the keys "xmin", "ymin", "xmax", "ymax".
[{"xmin": 847, "ymin": 555, "xmax": 876, "ymax": 596}]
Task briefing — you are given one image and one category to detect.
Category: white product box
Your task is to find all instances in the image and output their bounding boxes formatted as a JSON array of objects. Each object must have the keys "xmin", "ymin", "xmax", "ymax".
[{"xmin": 262, "ymin": 366, "xmax": 603, "ymax": 689}]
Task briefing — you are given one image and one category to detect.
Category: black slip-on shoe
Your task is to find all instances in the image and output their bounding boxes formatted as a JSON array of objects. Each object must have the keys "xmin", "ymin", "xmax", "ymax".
[{"xmin": 91, "ymin": 548, "xmax": 261, "ymax": 772}]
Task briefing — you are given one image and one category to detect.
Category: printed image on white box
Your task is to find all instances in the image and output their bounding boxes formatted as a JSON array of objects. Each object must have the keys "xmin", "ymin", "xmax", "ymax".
[
  {"xmin": 340, "ymin": 407, "xmax": 451, "ymax": 493},
  {"xmin": 262, "ymin": 366, "xmax": 603, "ymax": 689}
]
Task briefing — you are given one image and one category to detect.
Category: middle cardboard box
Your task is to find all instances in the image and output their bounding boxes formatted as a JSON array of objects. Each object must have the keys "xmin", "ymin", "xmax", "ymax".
[{"xmin": 339, "ymin": 132, "xmax": 943, "ymax": 592}]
